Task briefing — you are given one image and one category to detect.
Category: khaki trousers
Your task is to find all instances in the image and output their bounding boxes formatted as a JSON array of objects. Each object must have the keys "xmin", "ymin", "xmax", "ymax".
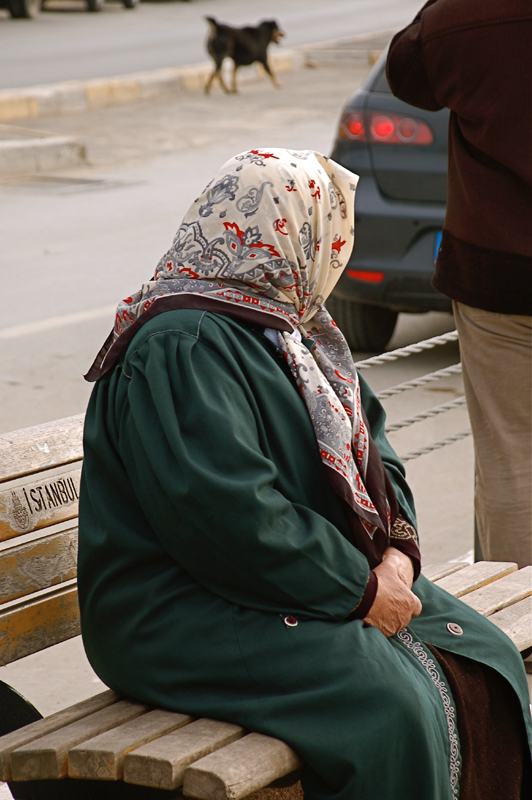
[{"xmin": 453, "ymin": 302, "xmax": 532, "ymax": 567}]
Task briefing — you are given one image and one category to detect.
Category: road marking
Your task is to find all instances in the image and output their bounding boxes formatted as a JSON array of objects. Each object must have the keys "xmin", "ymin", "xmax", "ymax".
[{"xmin": 0, "ymin": 306, "xmax": 115, "ymax": 340}]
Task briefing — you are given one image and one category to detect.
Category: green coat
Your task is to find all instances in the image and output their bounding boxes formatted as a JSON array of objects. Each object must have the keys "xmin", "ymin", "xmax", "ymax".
[{"xmin": 78, "ymin": 309, "xmax": 532, "ymax": 800}]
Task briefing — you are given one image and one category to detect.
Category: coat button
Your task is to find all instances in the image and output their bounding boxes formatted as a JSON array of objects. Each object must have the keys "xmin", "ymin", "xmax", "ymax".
[
  {"xmin": 447, "ymin": 622, "xmax": 463, "ymax": 636},
  {"xmin": 283, "ymin": 615, "xmax": 298, "ymax": 627}
]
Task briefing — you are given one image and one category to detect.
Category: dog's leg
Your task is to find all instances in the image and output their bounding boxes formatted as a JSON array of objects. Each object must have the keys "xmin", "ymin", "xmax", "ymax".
[
  {"xmin": 230, "ymin": 62, "xmax": 240, "ymax": 94},
  {"xmin": 205, "ymin": 64, "xmax": 230, "ymax": 95},
  {"xmin": 205, "ymin": 67, "xmax": 217, "ymax": 95},
  {"xmin": 218, "ymin": 67, "xmax": 231, "ymax": 94},
  {"xmin": 262, "ymin": 59, "xmax": 281, "ymax": 89}
]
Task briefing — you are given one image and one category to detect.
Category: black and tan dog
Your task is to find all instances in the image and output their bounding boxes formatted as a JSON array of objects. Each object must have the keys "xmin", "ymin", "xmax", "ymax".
[{"xmin": 205, "ymin": 17, "xmax": 284, "ymax": 95}]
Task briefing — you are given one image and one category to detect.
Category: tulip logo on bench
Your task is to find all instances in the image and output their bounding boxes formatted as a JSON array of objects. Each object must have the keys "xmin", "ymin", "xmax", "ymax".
[
  {"xmin": 10, "ymin": 491, "xmax": 30, "ymax": 531},
  {"xmin": 0, "ymin": 469, "xmax": 81, "ymax": 539}
]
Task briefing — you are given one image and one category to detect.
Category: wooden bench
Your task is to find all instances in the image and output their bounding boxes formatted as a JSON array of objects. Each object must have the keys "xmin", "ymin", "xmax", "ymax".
[{"xmin": 1, "ymin": 415, "xmax": 531, "ymax": 798}]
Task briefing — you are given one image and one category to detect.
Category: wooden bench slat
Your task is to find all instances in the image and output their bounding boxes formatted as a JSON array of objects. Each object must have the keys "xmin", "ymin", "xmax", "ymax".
[
  {"xmin": 460, "ymin": 566, "xmax": 532, "ymax": 617},
  {"xmin": 10, "ymin": 699, "xmax": 149, "ymax": 781},
  {"xmin": 182, "ymin": 732, "xmax": 303, "ymax": 800},
  {"xmin": 421, "ymin": 562, "xmax": 469, "ymax": 583},
  {"xmin": 123, "ymin": 718, "xmax": 244, "ymax": 791},
  {"xmin": 487, "ymin": 596, "xmax": 532, "ymax": 653},
  {"xmin": 0, "ymin": 528, "xmax": 78, "ymax": 605},
  {"xmin": 0, "ymin": 468, "xmax": 81, "ymax": 543},
  {"xmin": 0, "ymin": 414, "xmax": 84, "ymax": 484},
  {"xmin": 434, "ymin": 561, "xmax": 517, "ymax": 597},
  {"xmin": 68, "ymin": 709, "xmax": 192, "ymax": 781},
  {"xmin": 0, "ymin": 690, "xmax": 118, "ymax": 781},
  {"xmin": 0, "ymin": 584, "xmax": 80, "ymax": 667}
]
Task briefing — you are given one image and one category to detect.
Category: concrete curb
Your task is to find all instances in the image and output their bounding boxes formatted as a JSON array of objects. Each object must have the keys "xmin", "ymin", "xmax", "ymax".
[
  {"xmin": 0, "ymin": 49, "xmax": 305, "ymax": 124},
  {"xmin": 0, "ymin": 135, "xmax": 86, "ymax": 177},
  {"xmin": 0, "ymin": 30, "xmax": 392, "ymax": 124}
]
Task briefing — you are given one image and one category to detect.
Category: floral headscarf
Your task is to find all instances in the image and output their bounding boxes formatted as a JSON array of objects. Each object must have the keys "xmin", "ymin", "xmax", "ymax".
[{"xmin": 87, "ymin": 148, "xmax": 389, "ymax": 537}]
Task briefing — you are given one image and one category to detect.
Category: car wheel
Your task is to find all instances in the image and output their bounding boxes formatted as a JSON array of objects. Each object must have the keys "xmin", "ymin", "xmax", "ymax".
[
  {"xmin": 86, "ymin": 0, "xmax": 105, "ymax": 11},
  {"xmin": 8, "ymin": 0, "xmax": 40, "ymax": 18},
  {"xmin": 326, "ymin": 294, "xmax": 398, "ymax": 352},
  {"xmin": 122, "ymin": 0, "xmax": 140, "ymax": 7}
]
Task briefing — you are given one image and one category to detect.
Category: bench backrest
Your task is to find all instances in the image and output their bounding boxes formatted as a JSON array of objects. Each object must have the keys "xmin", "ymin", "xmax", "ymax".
[{"xmin": 0, "ymin": 414, "xmax": 84, "ymax": 666}]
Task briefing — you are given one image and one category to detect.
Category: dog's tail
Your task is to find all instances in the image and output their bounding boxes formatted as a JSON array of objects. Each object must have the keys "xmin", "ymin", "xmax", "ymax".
[{"xmin": 205, "ymin": 17, "xmax": 219, "ymax": 35}]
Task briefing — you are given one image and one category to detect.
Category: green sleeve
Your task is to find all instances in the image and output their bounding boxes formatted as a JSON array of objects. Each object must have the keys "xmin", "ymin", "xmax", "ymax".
[
  {"xmin": 358, "ymin": 371, "xmax": 418, "ymax": 529},
  {"xmin": 118, "ymin": 330, "xmax": 371, "ymax": 621}
]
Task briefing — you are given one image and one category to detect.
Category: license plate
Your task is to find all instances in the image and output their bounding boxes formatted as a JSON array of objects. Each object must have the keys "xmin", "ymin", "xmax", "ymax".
[{"xmin": 434, "ymin": 230, "xmax": 443, "ymax": 261}]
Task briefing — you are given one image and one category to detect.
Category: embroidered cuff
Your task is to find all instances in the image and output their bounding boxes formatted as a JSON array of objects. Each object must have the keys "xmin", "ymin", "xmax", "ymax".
[
  {"xmin": 389, "ymin": 515, "xmax": 421, "ymax": 581},
  {"xmin": 348, "ymin": 571, "xmax": 378, "ymax": 620}
]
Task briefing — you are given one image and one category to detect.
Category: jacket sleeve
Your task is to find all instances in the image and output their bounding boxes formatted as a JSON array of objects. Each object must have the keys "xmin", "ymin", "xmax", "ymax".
[
  {"xmin": 358, "ymin": 372, "xmax": 421, "ymax": 578},
  {"xmin": 386, "ymin": 0, "xmax": 443, "ymax": 111},
  {"xmin": 119, "ymin": 330, "xmax": 373, "ymax": 622}
]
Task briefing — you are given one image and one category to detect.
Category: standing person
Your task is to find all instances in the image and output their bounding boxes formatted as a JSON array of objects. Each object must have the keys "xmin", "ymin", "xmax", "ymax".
[
  {"xmin": 79, "ymin": 149, "xmax": 531, "ymax": 800},
  {"xmin": 386, "ymin": 0, "xmax": 532, "ymax": 567}
]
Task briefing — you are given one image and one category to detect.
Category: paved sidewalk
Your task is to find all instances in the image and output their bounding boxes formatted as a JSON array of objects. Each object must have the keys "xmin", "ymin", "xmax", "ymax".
[{"xmin": 1, "ymin": 59, "xmax": 375, "ymax": 178}]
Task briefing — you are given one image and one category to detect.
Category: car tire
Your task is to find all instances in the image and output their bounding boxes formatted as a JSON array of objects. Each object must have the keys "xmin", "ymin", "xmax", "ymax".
[
  {"xmin": 122, "ymin": 0, "xmax": 140, "ymax": 7},
  {"xmin": 326, "ymin": 294, "xmax": 398, "ymax": 352},
  {"xmin": 86, "ymin": 0, "xmax": 105, "ymax": 11},
  {"xmin": 8, "ymin": 0, "xmax": 40, "ymax": 18}
]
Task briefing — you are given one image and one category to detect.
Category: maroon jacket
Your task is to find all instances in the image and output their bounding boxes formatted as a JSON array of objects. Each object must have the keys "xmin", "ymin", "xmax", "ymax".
[{"xmin": 386, "ymin": 0, "xmax": 532, "ymax": 315}]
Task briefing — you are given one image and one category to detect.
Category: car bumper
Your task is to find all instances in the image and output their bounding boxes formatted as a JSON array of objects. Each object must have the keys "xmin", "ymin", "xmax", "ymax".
[{"xmin": 335, "ymin": 174, "xmax": 451, "ymax": 313}]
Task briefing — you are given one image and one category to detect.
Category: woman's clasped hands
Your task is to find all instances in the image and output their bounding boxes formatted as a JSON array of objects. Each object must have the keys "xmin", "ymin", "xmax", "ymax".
[{"xmin": 363, "ymin": 547, "xmax": 422, "ymax": 637}]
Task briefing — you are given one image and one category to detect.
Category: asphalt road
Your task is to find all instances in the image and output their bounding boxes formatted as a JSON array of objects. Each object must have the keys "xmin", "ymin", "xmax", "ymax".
[
  {"xmin": 0, "ymin": 0, "xmax": 422, "ymax": 89},
  {"xmin": 0, "ymin": 44, "xmax": 473, "ymax": 742}
]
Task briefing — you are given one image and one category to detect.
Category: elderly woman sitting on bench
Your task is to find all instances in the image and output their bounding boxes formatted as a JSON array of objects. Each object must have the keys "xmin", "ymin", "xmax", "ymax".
[{"xmin": 79, "ymin": 148, "xmax": 532, "ymax": 800}]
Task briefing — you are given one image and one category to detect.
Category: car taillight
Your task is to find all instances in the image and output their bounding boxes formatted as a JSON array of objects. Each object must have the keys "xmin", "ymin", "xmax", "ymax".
[
  {"xmin": 347, "ymin": 270, "xmax": 385, "ymax": 283},
  {"xmin": 339, "ymin": 110, "xmax": 434, "ymax": 145},
  {"xmin": 340, "ymin": 112, "xmax": 366, "ymax": 141}
]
